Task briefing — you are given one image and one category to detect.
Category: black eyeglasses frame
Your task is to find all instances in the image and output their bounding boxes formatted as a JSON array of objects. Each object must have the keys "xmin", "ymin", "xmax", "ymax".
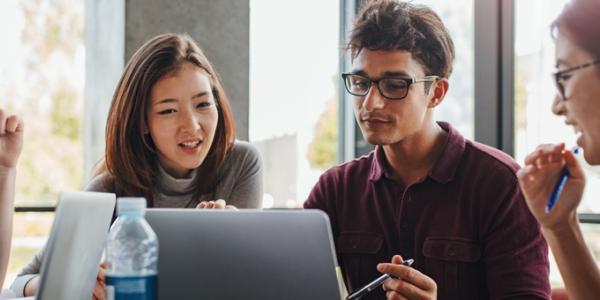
[{"xmin": 341, "ymin": 73, "xmax": 440, "ymax": 100}]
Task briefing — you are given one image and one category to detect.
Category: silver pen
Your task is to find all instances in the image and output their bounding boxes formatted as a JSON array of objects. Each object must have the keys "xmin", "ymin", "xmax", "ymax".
[{"xmin": 346, "ymin": 258, "xmax": 414, "ymax": 300}]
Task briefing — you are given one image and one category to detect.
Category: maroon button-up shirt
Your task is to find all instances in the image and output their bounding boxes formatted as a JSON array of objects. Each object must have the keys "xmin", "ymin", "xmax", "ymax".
[{"xmin": 304, "ymin": 122, "xmax": 550, "ymax": 300}]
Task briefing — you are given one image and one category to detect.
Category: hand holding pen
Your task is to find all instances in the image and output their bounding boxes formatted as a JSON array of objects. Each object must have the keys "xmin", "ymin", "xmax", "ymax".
[
  {"xmin": 379, "ymin": 255, "xmax": 436, "ymax": 300},
  {"xmin": 347, "ymin": 255, "xmax": 436, "ymax": 300},
  {"xmin": 517, "ymin": 143, "xmax": 586, "ymax": 231},
  {"xmin": 346, "ymin": 258, "xmax": 414, "ymax": 300},
  {"xmin": 546, "ymin": 146, "xmax": 580, "ymax": 213}
]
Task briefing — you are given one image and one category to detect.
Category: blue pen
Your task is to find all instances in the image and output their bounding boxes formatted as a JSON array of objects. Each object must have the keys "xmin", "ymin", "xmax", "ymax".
[
  {"xmin": 546, "ymin": 147, "xmax": 580, "ymax": 213},
  {"xmin": 346, "ymin": 259, "xmax": 414, "ymax": 300}
]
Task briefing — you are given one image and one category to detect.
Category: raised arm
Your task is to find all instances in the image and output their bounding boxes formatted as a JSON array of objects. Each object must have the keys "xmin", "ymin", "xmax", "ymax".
[
  {"xmin": 517, "ymin": 144, "xmax": 600, "ymax": 300},
  {"xmin": 0, "ymin": 110, "xmax": 23, "ymax": 289}
]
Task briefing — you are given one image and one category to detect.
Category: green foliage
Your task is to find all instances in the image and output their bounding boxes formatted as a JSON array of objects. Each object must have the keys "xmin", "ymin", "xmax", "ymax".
[
  {"xmin": 51, "ymin": 87, "xmax": 82, "ymax": 141},
  {"xmin": 515, "ymin": 70, "xmax": 528, "ymax": 129},
  {"xmin": 307, "ymin": 99, "xmax": 338, "ymax": 170},
  {"xmin": 8, "ymin": 247, "xmax": 41, "ymax": 274}
]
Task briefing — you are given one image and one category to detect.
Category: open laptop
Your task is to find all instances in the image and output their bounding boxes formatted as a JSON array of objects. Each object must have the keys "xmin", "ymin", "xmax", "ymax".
[
  {"xmin": 145, "ymin": 209, "xmax": 344, "ymax": 300},
  {"xmin": 18, "ymin": 191, "xmax": 116, "ymax": 300}
]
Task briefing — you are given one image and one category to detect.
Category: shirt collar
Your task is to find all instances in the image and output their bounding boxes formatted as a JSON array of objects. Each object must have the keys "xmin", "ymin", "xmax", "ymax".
[
  {"xmin": 368, "ymin": 146, "xmax": 386, "ymax": 182},
  {"xmin": 367, "ymin": 121, "xmax": 466, "ymax": 184},
  {"xmin": 428, "ymin": 121, "xmax": 466, "ymax": 184}
]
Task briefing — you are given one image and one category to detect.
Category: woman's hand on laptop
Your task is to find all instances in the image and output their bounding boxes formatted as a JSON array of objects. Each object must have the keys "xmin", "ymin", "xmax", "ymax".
[
  {"xmin": 196, "ymin": 199, "xmax": 238, "ymax": 210},
  {"xmin": 92, "ymin": 262, "xmax": 106, "ymax": 300},
  {"xmin": 0, "ymin": 109, "xmax": 24, "ymax": 170},
  {"xmin": 378, "ymin": 255, "xmax": 437, "ymax": 300}
]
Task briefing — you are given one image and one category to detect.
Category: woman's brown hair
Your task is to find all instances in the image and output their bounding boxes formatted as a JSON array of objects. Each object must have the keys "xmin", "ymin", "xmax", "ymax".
[
  {"xmin": 552, "ymin": 0, "xmax": 600, "ymax": 60},
  {"xmin": 101, "ymin": 33, "xmax": 236, "ymax": 206}
]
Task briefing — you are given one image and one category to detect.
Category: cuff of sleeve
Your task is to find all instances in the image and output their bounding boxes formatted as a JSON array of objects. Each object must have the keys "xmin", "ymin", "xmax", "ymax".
[{"xmin": 10, "ymin": 274, "xmax": 37, "ymax": 297}]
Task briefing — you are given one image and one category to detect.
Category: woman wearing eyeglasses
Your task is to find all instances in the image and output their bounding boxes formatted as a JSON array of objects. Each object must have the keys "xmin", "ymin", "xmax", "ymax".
[{"xmin": 516, "ymin": 0, "xmax": 600, "ymax": 299}]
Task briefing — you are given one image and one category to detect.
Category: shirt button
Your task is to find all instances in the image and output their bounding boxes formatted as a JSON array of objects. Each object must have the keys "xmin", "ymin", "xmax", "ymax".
[{"xmin": 447, "ymin": 247, "xmax": 456, "ymax": 257}]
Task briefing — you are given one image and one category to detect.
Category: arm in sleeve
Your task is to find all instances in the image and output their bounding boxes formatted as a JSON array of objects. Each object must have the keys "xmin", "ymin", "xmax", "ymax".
[
  {"xmin": 84, "ymin": 172, "xmax": 113, "ymax": 193},
  {"xmin": 482, "ymin": 171, "xmax": 551, "ymax": 299},
  {"xmin": 227, "ymin": 143, "xmax": 264, "ymax": 209},
  {"xmin": 304, "ymin": 174, "xmax": 330, "ymax": 212},
  {"xmin": 304, "ymin": 171, "xmax": 340, "ymax": 235},
  {"xmin": 9, "ymin": 246, "xmax": 45, "ymax": 297}
]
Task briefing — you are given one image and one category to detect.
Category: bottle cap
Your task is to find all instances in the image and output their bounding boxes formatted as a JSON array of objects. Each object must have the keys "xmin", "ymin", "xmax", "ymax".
[{"xmin": 117, "ymin": 197, "xmax": 147, "ymax": 216}]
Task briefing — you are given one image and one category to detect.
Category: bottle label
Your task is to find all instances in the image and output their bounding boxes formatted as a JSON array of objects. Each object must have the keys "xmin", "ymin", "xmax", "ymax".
[{"xmin": 105, "ymin": 275, "xmax": 157, "ymax": 300}]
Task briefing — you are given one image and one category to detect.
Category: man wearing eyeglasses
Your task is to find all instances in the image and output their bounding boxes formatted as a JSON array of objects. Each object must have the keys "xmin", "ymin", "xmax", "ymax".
[{"xmin": 304, "ymin": 1, "xmax": 550, "ymax": 299}]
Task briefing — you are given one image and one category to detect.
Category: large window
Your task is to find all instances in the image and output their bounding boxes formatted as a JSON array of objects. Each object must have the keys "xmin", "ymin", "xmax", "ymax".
[
  {"xmin": 416, "ymin": 0, "xmax": 475, "ymax": 140},
  {"xmin": 0, "ymin": 0, "xmax": 85, "ymax": 207},
  {"xmin": 249, "ymin": 0, "xmax": 340, "ymax": 208},
  {"xmin": 0, "ymin": 0, "xmax": 84, "ymax": 288}
]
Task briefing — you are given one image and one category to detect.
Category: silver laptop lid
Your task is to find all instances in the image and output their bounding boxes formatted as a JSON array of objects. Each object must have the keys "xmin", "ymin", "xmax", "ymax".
[
  {"xmin": 37, "ymin": 191, "xmax": 116, "ymax": 300},
  {"xmin": 146, "ymin": 209, "xmax": 343, "ymax": 300}
]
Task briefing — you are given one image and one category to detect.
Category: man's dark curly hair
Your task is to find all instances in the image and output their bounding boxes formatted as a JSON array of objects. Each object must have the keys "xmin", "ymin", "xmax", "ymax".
[{"xmin": 347, "ymin": 0, "xmax": 455, "ymax": 78}]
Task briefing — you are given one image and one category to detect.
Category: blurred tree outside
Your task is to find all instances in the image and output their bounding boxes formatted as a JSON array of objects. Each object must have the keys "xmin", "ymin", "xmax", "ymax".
[
  {"xmin": 515, "ymin": 70, "xmax": 528, "ymax": 132},
  {"xmin": 1, "ymin": 0, "xmax": 84, "ymax": 206},
  {"xmin": 1, "ymin": 0, "xmax": 84, "ymax": 288},
  {"xmin": 307, "ymin": 97, "xmax": 338, "ymax": 171}
]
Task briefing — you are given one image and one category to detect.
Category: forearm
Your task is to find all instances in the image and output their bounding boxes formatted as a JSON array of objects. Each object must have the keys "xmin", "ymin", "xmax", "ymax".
[
  {"xmin": 0, "ymin": 166, "xmax": 16, "ymax": 288},
  {"xmin": 543, "ymin": 219, "xmax": 600, "ymax": 300}
]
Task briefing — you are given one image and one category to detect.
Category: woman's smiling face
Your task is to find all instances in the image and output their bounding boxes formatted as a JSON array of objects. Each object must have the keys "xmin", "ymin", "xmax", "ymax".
[
  {"xmin": 552, "ymin": 33, "xmax": 600, "ymax": 164},
  {"xmin": 147, "ymin": 62, "xmax": 219, "ymax": 178}
]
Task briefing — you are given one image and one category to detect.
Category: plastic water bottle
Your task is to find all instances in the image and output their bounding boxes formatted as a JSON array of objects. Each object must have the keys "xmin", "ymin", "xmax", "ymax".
[{"xmin": 105, "ymin": 197, "xmax": 158, "ymax": 300}]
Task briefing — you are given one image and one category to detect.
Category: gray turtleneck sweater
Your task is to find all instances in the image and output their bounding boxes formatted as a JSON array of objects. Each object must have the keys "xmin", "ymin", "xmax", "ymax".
[
  {"xmin": 86, "ymin": 140, "xmax": 263, "ymax": 208},
  {"xmin": 10, "ymin": 140, "xmax": 263, "ymax": 296}
]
